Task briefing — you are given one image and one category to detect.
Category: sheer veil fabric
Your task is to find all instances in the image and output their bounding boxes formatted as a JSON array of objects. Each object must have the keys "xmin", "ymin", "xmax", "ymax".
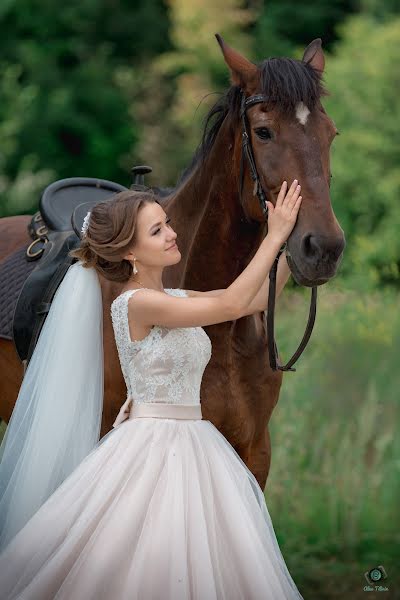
[{"xmin": 0, "ymin": 262, "xmax": 104, "ymax": 551}]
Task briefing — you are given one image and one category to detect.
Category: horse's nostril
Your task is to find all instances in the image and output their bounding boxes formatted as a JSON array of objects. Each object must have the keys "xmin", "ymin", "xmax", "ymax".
[
  {"xmin": 302, "ymin": 234, "xmax": 321, "ymax": 261},
  {"xmin": 301, "ymin": 232, "xmax": 345, "ymax": 266}
]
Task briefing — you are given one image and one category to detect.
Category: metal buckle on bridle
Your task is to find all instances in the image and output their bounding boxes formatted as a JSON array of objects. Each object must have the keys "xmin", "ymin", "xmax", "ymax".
[{"xmin": 238, "ymin": 89, "xmax": 317, "ymax": 372}]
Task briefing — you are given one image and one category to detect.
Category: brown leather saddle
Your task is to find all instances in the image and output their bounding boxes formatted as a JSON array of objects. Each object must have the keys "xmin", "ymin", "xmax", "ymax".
[{"xmin": 12, "ymin": 166, "xmax": 169, "ymax": 369}]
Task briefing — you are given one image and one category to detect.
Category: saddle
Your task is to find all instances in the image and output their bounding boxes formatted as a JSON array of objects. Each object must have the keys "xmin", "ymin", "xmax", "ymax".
[{"xmin": 12, "ymin": 166, "xmax": 165, "ymax": 369}]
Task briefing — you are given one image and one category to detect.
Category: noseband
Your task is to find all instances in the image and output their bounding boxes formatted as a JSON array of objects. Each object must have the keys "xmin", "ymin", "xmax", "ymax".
[{"xmin": 238, "ymin": 90, "xmax": 318, "ymax": 372}]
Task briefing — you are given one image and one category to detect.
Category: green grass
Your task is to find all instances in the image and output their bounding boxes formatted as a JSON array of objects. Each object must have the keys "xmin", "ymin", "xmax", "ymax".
[{"xmin": 265, "ymin": 284, "xmax": 400, "ymax": 599}]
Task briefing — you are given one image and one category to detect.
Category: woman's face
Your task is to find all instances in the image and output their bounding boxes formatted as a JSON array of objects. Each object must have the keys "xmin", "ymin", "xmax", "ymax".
[{"xmin": 124, "ymin": 202, "xmax": 181, "ymax": 269}]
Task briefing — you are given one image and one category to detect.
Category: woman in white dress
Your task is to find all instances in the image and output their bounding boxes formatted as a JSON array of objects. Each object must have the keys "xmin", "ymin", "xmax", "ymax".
[{"xmin": 0, "ymin": 179, "xmax": 303, "ymax": 599}]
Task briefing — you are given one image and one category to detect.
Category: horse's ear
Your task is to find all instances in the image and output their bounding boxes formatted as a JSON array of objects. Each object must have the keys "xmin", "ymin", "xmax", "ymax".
[
  {"xmin": 302, "ymin": 38, "xmax": 325, "ymax": 73},
  {"xmin": 215, "ymin": 33, "xmax": 258, "ymax": 90}
]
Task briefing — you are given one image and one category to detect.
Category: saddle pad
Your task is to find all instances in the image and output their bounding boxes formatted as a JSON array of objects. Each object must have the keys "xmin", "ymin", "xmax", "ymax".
[{"xmin": 0, "ymin": 245, "xmax": 37, "ymax": 341}]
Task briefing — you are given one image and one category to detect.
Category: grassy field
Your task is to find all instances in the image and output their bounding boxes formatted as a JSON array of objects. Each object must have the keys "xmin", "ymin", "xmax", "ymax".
[
  {"xmin": 265, "ymin": 284, "xmax": 400, "ymax": 599},
  {"xmin": 1, "ymin": 286, "xmax": 398, "ymax": 598}
]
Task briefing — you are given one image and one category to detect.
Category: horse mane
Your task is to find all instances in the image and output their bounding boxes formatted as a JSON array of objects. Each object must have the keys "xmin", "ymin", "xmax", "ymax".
[{"xmin": 177, "ymin": 56, "xmax": 329, "ymax": 185}]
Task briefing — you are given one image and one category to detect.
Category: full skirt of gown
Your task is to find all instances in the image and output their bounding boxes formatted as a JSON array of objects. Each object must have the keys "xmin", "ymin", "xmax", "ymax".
[{"xmin": 0, "ymin": 416, "xmax": 304, "ymax": 600}]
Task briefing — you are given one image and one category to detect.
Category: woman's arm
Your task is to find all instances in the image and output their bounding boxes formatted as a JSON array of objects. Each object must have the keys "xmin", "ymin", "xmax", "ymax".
[
  {"xmin": 127, "ymin": 231, "xmax": 282, "ymax": 329},
  {"xmin": 241, "ymin": 249, "xmax": 291, "ymax": 314},
  {"xmin": 185, "ymin": 250, "xmax": 291, "ymax": 315},
  {"xmin": 127, "ymin": 180, "xmax": 301, "ymax": 329}
]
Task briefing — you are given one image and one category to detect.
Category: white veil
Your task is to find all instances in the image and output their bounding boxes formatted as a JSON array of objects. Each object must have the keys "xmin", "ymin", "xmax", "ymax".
[{"xmin": 0, "ymin": 261, "xmax": 104, "ymax": 552}]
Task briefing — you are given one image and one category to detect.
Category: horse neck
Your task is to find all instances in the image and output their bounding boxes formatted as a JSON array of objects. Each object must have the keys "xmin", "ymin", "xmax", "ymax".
[{"xmin": 167, "ymin": 116, "xmax": 265, "ymax": 289}]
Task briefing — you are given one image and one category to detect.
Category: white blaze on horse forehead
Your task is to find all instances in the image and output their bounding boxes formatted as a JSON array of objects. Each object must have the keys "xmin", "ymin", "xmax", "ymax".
[{"xmin": 296, "ymin": 102, "xmax": 310, "ymax": 125}]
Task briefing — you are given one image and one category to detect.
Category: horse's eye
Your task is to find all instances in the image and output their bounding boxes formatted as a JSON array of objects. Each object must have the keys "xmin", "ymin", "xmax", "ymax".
[{"xmin": 254, "ymin": 127, "xmax": 272, "ymax": 141}]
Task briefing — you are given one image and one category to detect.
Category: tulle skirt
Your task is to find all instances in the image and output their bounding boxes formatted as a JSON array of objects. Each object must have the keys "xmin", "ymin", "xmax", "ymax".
[{"xmin": 0, "ymin": 415, "xmax": 303, "ymax": 599}]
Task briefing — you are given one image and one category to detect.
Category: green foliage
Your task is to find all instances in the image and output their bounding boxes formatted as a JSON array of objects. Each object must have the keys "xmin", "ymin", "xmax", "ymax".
[
  {"xmin": 0, "ymin": 0, "xmax": 172, "ymax": 216},
  {"xmin": 126, "ymin": 0, "xmax": 255, "ymax": 186},
  {"xmin": 360, "ymin": 0, "xmax": 400, "ymax": 21},
  {"xmin": 251, "ymin": 0, "xmax": 360, "ymax": 60},
  {"xmin": 0, "ymin": 61, "xmax": 56, "ymax": 215},
  {"xmin": 323, "ymin": 15, "xmax": 400, "ymax": 288},
  {"xmin": 268, "ymin": 286, "xmax": 400, "ymax": 596}
]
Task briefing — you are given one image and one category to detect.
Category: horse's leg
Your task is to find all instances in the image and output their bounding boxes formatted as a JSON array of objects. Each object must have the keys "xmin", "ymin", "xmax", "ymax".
[
  {"xmin": 235, "ymin": 427, "xmax": 272, "ymax": 491},
  {"xmin": 250, "ymin": 427, "xmax": 272, "ymax": 491},
  {"xmin": 0, "ymin": 339, "xmax": 24, "ymax": 423}
]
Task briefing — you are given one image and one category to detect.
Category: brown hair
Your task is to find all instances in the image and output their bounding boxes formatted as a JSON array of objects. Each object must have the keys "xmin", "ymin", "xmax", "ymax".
[{"xmin": 69, "ymin": 189, "xmax": 160, "ymax": 282}]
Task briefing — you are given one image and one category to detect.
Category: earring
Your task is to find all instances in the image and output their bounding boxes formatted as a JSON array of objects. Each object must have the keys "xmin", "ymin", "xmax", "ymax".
[{"xmin": 133, "ymin": 257, "xmax": 138, "ymax": 275}]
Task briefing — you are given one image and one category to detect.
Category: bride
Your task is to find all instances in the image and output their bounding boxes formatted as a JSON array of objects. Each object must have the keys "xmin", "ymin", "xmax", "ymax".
[{"xmin": 0, "ymin": 179, "xmax": 303, "ymax": 599}]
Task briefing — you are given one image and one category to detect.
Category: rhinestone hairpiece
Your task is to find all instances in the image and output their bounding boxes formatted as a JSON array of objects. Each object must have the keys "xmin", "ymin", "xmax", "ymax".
[{"xmin": 81, "ymin": 211, "xmax": 91, "ymax": 237}]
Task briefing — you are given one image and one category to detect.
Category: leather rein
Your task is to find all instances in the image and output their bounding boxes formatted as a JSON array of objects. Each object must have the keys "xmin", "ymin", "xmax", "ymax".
[{"xmin": 238, "ymin": 90, "xmax": 317, "ymax": 372}]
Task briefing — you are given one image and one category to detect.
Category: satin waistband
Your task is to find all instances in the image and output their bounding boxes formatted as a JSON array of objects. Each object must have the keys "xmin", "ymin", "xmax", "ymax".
[
  {"xmin": 112, "ymin": 399, "xmax": 203, "ymax": 428},
  {"xmin": 129, "ymin": 402, "xmax": 203, "ymax": 421}
]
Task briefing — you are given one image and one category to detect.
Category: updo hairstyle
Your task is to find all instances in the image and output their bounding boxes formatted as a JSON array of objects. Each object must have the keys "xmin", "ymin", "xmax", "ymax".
[{"xmin": 69, "ymin": 189, "xmax": 160, "ymax": 282}]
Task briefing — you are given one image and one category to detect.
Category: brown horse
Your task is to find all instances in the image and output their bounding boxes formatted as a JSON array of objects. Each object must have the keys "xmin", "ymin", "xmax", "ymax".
[
  {"xmin": 0, "ymin": 216, "xmax": 33, "ymax": 422},
  {"xmin": 0, "ymin": 36, "xmax": 345, "ymax": 490}
]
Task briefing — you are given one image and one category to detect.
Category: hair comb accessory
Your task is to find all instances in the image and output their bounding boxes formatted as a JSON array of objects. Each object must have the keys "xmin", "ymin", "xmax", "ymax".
[{"xmin": 81, "ymin": 211, "xmax": 91, "ymax": 238}]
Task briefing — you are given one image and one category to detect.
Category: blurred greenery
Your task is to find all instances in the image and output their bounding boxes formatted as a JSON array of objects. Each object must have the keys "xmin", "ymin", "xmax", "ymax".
[
  {"xmin": 268, "ymin": 285, "xmax": 400, "ymax": 598},
  {"xmin": 324, "ymin": 14, "xmax": 400, "ymax": 289},
  {"xmin": 0, "ymin": 1, "xmax": 399, "ymax": 598},
  {"xmin": 0, "ymin": 0, "xmax": 172, "ymax": 216}
]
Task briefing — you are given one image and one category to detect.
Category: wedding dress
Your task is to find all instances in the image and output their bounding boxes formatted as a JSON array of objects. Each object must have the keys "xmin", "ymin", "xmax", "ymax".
[{"xmin": 0, "ymin": 287, "xmax": 303, "ymax": 600}]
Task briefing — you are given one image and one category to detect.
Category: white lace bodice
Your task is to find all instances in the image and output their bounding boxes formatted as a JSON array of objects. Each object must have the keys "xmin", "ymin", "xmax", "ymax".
[{"xmin": 110, "ymin": 288, "xmax": 212, "ymax": 406}]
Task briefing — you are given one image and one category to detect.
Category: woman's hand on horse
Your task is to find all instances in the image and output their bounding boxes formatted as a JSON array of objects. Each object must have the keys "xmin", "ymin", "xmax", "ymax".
[{"xmin": 266, "ymin": 180, "xmax": 302, "ymax": 245}]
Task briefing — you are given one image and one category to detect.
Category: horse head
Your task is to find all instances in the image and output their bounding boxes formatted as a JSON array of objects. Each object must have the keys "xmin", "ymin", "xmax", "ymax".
[{"xmin": 216, "ymin": 34, "xmax": 345, "ymax": 287}]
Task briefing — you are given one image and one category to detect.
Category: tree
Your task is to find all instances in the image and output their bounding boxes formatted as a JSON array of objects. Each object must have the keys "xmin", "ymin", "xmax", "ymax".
[
  {"xmin": 251, "ymin": 0, "xmax": 361, "ymax": 61},
  {"xmin": 323, "ymin": 14, "xmax": 400, "ymax": 288},
  {"xmin": 0, "ymin": 0, "xmax": 172, "ymax": 216},
  {"xmin": 125, "ymin": 0, "xmax": 255, "ymax": 186}
]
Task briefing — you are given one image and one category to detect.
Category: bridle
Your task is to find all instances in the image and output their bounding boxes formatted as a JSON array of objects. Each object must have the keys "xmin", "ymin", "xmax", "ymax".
[{"xmin": 238, "ymin": 90, "xmax": 318, "ymax": 372}]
